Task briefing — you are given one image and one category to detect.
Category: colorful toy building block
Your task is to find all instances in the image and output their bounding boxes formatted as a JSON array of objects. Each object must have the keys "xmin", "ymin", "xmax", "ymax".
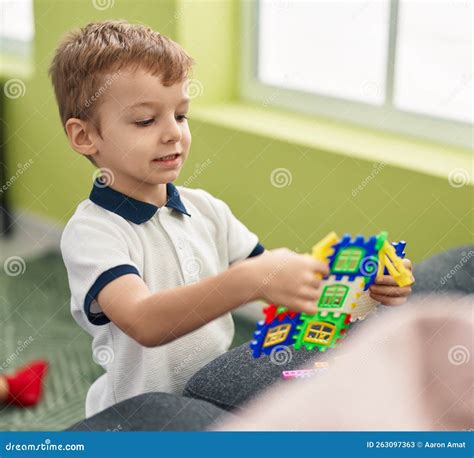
[
  {"xmin": 262, "ymin": 303, "xmax": 299, "ymax": 325},
  {"xmin": 378, "ymin": 240, "xmax": 412, "ymax": 287},
  {"xmin": 282, "ymin": 362, "xmax": 329, "ymax": 380},
  {"xmin": 326, "ymin": 232, "xmax": 382, "ymax": 290},
  {"xmin": 293, "ymin": 312, "xmax": 351, "ymax": 351},
  {"xmin": 312, "ymin": 231, "xmax": 339, "ymax": 264},
  {"xmin": 282, "ymin": 369, "xmax": 320, "ymax": 379},
  {"xmin": 250, "ymin": 312, "xmax": 301, "ymax": 358},
  {"xmin": 250, "ymin": 231, "xmax": 413, "ymax": 358}
]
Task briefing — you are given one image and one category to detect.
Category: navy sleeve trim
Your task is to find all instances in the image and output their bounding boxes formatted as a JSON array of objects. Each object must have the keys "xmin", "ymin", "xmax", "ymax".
[
  {"xmin": 248, "ymin": 242, "xmax": 265, "ymax": 258},
  {"xmin": 84, "ymin": 264, "xmax": 140, "ymax": 326}
]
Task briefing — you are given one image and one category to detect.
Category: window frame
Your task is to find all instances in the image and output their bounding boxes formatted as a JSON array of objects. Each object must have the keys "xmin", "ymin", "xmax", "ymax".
[
  {"xmin": 240, "ymin": 0, "xmax": 472, "ymax": 149},
  {"xmin": 263, "ymin": 323, "xmax": 292, "ymax": 347},
  {"xmin": 304, "ymin": 321, "xmax": 336, "ymax": 345},
  {"xmin": 333, "ymin": 248, "xmax": 365, "ymax": 273},
  {"xmin": 318, "ymin": 284, "xmax": 349, "ymax": 308}
]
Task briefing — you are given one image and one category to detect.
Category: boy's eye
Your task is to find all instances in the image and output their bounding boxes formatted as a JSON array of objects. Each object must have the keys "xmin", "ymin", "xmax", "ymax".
[
  {"xmin": 135, "ymin": 118, "xmax": 154, "ymax": 127},
  {"xmin": 134, "ymin": 115, "xmax": 188, "ymax": 127}
]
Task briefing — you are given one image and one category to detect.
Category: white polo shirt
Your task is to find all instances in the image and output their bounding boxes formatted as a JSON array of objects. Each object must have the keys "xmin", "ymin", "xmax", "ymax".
[{"xmin": 60, "ymin": 178, "xmax": 264, "ymax": 417}]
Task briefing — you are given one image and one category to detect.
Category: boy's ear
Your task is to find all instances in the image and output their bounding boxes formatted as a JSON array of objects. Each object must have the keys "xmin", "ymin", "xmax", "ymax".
[{"xmin": 65, "ymin": 118, "xmax": 99, "ymax": 158}]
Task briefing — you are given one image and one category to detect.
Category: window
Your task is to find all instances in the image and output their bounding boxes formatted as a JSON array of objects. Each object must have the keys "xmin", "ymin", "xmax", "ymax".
[
  {"xmin": 318, "ymin": 284, "xmax": 349, "ymax": 308},
  {"xmin": 333, "ymin": 248, "xmax": 364, "ymax": 273},
  {"xmin": 303, "ymin": 321, "xmax": 335, "ymax": 345},
  {"xmin": 241, "ymin": 0, "xmax": 472, "ymax": 148},
  {"xmin": 394, "ymin": 0, "xmax": 471, "ymax": 124},
  {"xmin": 263, "ymin": 323, "xmax": 292, "ymax": 347},
  {"xmin": 0, "ymin": 0, "xmax": 34, "ymax": 57}
]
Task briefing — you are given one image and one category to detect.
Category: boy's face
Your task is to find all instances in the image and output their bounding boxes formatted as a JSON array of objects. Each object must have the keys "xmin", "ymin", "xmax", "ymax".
[{"xmin": 89, "ymin": 68, "xmax": 191, "ymax": 189}]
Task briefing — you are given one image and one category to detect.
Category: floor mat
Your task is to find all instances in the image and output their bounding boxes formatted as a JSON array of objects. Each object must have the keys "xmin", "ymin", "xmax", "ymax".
[{"xmin": 0, "ymin": 250, "xmax": 254, "ymax": 431}]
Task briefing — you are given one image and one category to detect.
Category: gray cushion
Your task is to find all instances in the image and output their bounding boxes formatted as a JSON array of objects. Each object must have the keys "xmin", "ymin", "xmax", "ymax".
[
  {"xmin": 67, "ymin": 392, "xmax": 234, "ymax": 431},
  {"xmin": 183, "ymin": 340, "xmax": 333, "ymax": 411}
]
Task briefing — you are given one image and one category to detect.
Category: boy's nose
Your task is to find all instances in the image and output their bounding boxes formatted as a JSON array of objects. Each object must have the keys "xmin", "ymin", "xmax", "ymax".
[{"xmin": 161, "ymin": 118, "xmax": 182, "ymax": 143}]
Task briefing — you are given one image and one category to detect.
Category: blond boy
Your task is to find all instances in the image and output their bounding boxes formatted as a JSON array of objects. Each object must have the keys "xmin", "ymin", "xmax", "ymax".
[{"xmin": 50, "ymin": 20, "xmax": 412, "ymax": 418}]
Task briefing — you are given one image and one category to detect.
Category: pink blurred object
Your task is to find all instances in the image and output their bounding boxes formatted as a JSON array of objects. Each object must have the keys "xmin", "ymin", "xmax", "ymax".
[
  {"xmin": 282, "ymin": 362, "xmax": 329, "ymax": 379},
  {"xmin": 282, "ymin": 369, "xmax": 318, "ymax": 379},
  {"xmin": 216, "ymin": 293, "xmax": 473, "ymax": 431}
]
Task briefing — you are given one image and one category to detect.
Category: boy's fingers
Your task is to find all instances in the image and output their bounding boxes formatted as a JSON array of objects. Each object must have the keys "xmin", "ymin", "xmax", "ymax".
[
  {"xmin": 287, "ymin": 299, "xmax": 316, "ymax": 315},
  {"xmin": 369, "ymin": 292, "xmax": 407, "ymax": 306},
  {"xmin": 375, "ymin": 274, "xmax": 415, "ymax": 287},
  {"xmin": 403, "ymin": 258, "xmax": 412, "ymax": 270},
  {"xmin": 306, "ymin": 256, "xmax": 330, "ymax": 276},
  {"xmin": 307, "ymin": 276, "xmax": 322, "ymax": 289},
  {"xmin": 300, "ymin": 301, "xmax": 318, "ymax": 314},
  {"xmin": 299, "ymin": 286, "xmax": 321, "ymax": 303},
  {"xmin": 369, "ymin": 285, "xmax": 412, "ymax": 297},
  {"xmin": 374, "ymin": 275, "xmax": 399, "ymax": 286}
]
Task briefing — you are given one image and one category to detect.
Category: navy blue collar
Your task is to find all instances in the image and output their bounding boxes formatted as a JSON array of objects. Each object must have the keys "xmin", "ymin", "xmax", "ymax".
[{"xmin": 89, "ymin": 178, "xmax": 191, "ymax": 224}]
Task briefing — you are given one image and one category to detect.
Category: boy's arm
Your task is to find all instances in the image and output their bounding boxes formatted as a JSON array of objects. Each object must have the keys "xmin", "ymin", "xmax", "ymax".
[
  {"xmin": 98, "ymin": 259, "xmax": 258, "ymax": 347},
  {"xmin": 97, "ymin": 248, "xmax": 328, "ymax": 348}
]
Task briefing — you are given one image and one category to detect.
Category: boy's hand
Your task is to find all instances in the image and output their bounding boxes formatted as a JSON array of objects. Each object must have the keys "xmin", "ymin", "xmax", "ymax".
[
  {"xmin": 248, "ymin": 248, "xmax": 329, "ymax": 314},
  {"xmin": 368, "ymin": 259, "xmax": 414, "ymax": 306}
]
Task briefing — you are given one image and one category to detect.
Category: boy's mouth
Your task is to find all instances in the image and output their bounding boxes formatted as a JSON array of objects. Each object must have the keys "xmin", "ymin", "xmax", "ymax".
[
  {"xmin": 153, "ymin": 153, "xmax": 180, "ymax": 161},
  {"xmin": 152, "ymin": 153, "xmax": 182, "ymax": 167}
]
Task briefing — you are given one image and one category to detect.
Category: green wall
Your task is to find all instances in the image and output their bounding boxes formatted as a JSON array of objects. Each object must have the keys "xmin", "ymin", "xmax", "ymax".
[{"xmin": 2, "ymin": 0, "xmax": 472, "ymax": 263}]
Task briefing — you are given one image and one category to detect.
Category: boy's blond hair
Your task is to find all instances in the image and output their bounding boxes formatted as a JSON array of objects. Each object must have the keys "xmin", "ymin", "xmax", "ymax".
[{"xmin": 49, "ymin": 20, "xmax": 194, "ymax": 146}]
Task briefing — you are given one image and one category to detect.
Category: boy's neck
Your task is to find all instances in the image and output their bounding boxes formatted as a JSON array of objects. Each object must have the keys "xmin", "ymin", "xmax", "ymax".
[{"xmin": 107, "ymin": 178, "xmax": 169, "ymax": 208}]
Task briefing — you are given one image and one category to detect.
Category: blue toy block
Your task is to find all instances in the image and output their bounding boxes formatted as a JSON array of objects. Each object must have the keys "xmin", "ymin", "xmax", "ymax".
[{"xmin": 250, "ymin": 314, "xmax": 302, "ymax": 358}]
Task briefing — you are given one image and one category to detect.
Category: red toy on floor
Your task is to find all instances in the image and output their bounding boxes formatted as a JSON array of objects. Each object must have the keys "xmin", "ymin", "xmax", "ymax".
[{"xmin": 1, "ymin": 360, "xmax": 49, "ymax": 407}]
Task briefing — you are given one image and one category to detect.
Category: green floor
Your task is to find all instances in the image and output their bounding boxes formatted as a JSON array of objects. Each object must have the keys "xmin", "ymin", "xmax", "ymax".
[{"xmin": 0, "ymin": 251, "xmax": 254, "ymax": 431}]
